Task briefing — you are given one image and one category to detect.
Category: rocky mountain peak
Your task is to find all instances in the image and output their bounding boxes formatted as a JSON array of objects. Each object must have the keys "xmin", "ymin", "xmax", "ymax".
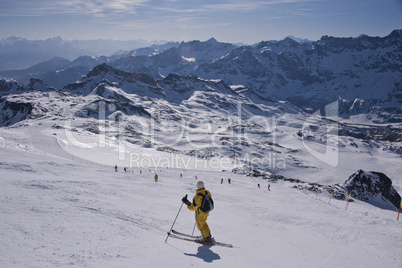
[
  {"xmin": 86, "ymin": 63, "xmax": 115, "ymax": 77},
  {"xmin": 86, "ymin": 63, "xmax": 158, "ymax": 87},
  {"xmin": 207, "ymin": 37, "xmax": 218, "ymax": 44},
  {"xmin": 25, "ymin": 78, "xmax": 52, "ymax": 92},
  {"xmin": 0, "ymin": 77, "xmax": 25, "ymax": 96}
]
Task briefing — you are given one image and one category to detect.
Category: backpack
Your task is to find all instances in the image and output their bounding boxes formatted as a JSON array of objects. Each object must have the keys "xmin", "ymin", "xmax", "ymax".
[{"xmin": 197, "ymin": 192, "xmax": 214, "ymax": 213}]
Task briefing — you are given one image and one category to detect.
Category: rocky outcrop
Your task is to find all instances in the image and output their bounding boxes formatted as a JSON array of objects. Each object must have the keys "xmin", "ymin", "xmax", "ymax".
[
  {"xmin": 344, "ymin": 170, "xmax": 401, "ymax": 210},
  {"xmin": 0, "ymin": 98, "xmax": 32, "ymax": 126}
]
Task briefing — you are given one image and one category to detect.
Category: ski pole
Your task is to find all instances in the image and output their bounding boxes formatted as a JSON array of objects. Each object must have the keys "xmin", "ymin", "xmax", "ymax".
[
  {"xmin": 165, "ymin": 199, "xmax": 185, "ymax": 243},
  {"xmin": 191, "ymin": 221, "xmax": 196, "ymax": 236}
]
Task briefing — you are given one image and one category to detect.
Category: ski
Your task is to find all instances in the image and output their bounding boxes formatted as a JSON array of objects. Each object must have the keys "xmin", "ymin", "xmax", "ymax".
[
  {"xmin": 210, "ymin": 241, "xmax": 233, "ymax": 248},
  {"xmin": 171, "ymin": 229, "xmax": 202, "ymax": 239},
  {"xmin": 167, "ymin": 232, "xmax": 233, "ymax": 248},
  {"xmin": 168, "ymin": 233, "xmax": 200, "ymax": 242}
]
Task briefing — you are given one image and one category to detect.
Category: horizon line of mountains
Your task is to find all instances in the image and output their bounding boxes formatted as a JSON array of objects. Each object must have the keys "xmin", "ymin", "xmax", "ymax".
[{"xmin": 0, "ymin": 29, "xmax": 401, "ymax": 123}]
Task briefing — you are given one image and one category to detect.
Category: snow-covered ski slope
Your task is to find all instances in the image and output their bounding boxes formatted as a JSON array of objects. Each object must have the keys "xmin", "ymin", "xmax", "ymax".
[{"xmin": 0, "ymin": 124, "xmax": 401, "ymax": 267}]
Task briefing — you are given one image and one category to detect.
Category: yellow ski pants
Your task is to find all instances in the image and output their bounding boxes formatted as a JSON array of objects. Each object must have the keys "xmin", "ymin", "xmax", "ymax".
[{"xmin": 195, "ymin": 210, "xmax": 211, "ymax": 238}]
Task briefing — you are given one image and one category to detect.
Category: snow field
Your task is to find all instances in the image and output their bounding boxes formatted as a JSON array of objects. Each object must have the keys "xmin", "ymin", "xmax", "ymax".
[{"xmin": 0, "ymin": 127, "xmax": 402, "ymax": 268}]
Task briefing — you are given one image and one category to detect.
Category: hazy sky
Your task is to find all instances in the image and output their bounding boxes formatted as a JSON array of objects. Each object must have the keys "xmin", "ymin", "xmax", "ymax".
[{"xmin": 0, "ymin": 0, "xmax": 401, "ymax": 43}]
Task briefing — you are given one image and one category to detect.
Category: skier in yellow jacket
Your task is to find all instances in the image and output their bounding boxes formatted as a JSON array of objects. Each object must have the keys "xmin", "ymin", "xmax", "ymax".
[{"xmin": 182, "ymin": 181, "xmax": 213, "ymax": 243}]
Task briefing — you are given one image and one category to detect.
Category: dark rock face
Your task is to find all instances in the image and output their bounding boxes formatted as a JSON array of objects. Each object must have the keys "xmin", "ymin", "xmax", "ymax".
[
  {"xmin": 344, "ymin": 170, "xmax": 401, "ymax": 210},
  {"xmin": 86, "ymin": 63, "xmax": 158, "ymax": 87},
  {"xmin": 0, "ymin": 98, "xmax": 32, "ymax": 126}
]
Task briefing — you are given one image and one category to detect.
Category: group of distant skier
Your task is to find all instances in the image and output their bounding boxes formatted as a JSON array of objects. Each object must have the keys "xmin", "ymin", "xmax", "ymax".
[
  {"xmin": 220, "ymin": 178, "xmax": 231, "ymax": 184},
  {"xmin": 258, "ymin": 183, "xmax": 271, "ymax": 191},
  {"xmin": 114, "ymin": 165, "xmax": 131, "ymax": 173}
]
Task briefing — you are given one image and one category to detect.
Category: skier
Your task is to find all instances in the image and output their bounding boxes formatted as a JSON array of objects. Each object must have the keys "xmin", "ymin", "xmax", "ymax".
[
  {"xmin": 154, "ymin": 174, "xmax": 159, "ymax": 182},
  {"xmin": 258, "ymin": 183, "xmax": 260, "ymax": 188},
  {"xmin": 114, "ymin": 165, "xmax": 118, "ymax": 172},
  {"xmin": 221, "ymin": 178, "xmax": 223, "ymax": 184},
  {"xmin": 181, "ymin": 181, "xmax": 213, "ymax": 243},
  {"xmin": 268, "ymin": 184, "xmax": 271, "ymax": 191}
]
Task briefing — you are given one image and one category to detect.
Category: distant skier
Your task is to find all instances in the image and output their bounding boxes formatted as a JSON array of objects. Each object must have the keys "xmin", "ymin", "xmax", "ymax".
[
  {"xmin": 228, "ymin": 178, "xmax": 231, "ymax": 184},
  {"xmin": 268, "ymin": 184, "xmax": 271, "ymax": 191},
  {"xmin": 154, "ymin": 174, "xmax": 159, "ymax": 182},
  {"xmin": 181, "ymin": 181, "xmax": 213, "ymax": 243},
  {"xmin": 258, "ymin": 183, "xmax": 260, "ymax": 188},
  {"xmin": 221, "ymin": 178, "xmax": 223, "ymax": 184},
  {"xmin": 114, "ymin": 165, "xmax": 118, "ymax": 172}
]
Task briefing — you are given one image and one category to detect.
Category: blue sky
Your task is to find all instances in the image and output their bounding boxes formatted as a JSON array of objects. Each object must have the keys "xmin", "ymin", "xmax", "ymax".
[{"xmin": 0, "ymin": 0, "xmax": 401, "ymax": 43}]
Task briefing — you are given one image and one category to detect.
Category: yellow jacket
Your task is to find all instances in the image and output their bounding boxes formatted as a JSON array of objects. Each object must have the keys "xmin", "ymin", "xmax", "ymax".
[{"xmin": 187, "ymin": 188, "xmax": 212, "ymax": 214}]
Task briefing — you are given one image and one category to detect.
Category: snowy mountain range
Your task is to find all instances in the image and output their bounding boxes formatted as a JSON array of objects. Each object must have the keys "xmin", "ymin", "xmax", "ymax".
[
  {"xmin": 0, "ymin": 36, "xmax": 157, "ymax": 71},
  {"xmin": 1, "ymin": 30, "xmax": 401, "ymax": 123}
]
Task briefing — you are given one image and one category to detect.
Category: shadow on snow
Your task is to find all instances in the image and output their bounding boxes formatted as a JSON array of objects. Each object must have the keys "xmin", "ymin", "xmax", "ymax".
[{"xmin": 184, "ymin": 245, "xmax": 221, "ymax": 263}]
